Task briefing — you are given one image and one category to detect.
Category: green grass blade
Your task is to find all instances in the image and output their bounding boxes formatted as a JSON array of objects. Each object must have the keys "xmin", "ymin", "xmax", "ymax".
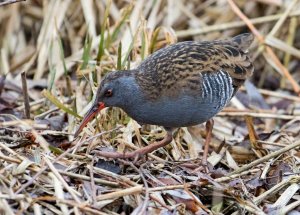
[
  {"xmin": 57, "ymin": 35, "xmax": 67, "ymax": 76},
  {"xmin": 141, "ymin": 29, "xmax": 146, "ymax": 60},
  {"xmin": 42, "ymin": 89, "xmax": 82, "ymax": 119},
  {"xmin": 81, "ymin": 34, "xmax": 93, "ymax": 70},
  {"xmin": 96, "ymin": 0, "xmax": 111, "ymax": 63},
  {"xmin": 111, "ymin": 4, "xmax": 133, "ymax": 43},
  {"xmin": 150, "ymin": 27, "xmax": 161, "ymax": 54},
  {"xmin": 117, "ymin": 42, "xmax": 122, "ymax": 70}
]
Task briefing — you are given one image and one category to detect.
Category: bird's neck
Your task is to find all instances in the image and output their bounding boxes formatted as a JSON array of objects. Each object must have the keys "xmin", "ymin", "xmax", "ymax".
[{"xmin": 113, "ymin": 70, "xmax": 143, "ymax": 109}]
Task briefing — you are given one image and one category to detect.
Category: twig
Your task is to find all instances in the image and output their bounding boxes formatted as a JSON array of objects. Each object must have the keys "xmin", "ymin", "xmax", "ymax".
[
  {"xmin": 92, "ymin": 166, "xmax": 138, "ymax": 187},
  {"xmin": 89, "ymin": 157, "xmax": 97, "ymax": 205},
  {"xmin": 44, "ymin": 157, "xmax": 81, "ymax": 203},
  {"xmin": 281, "ymin": 199, "xmax": 300, "ymax": 214},
  {"xmin": 245, "ymin": 116, "xmax": 259, "ymax": 150},
  {"xmin": 96, "ymin": 185, "xmax": 143, "ymax": 201},
  {"xmin": 215, "ymin": 169, "xmax": 260, "ymax": 183},
  {"xmin": 32, "ymin": 196, "xmax": 107, "ymax": 215},
  {"xmin": 58, "ymin": 170, "xmax": 119, "ymax": 187},
  {"xmin": 268, "ymin": 0, "xmax": 298, "ymax": 37},
  {"xmin": 16, "ymin": 98, "xmax": 46, "ymax": 111},
  {"xmin": 0, "ymin": 0, "xmax": 25, "ymax": 6},
  {"xmin": 265, "ymin": 48, "xmax": 300, "ymax": 94},
  {"xmin": 149, "ymin": 194, "xmax": 172, "ymax": 210},
  {"xmin": 272, "ymin": 183, "xmax": 299, "ymax": 208},
  {"xmin": 227, "ymin": 0, "xmax": 300, "ymax": 95},
  {"xmin": 148, "ymin": 184, "xmax": 192, "ymax": 192},
  {"xmin": 0, "ymin": 194, "xmax": 25, "ymax": 200},
  {"xmin": 218, "ymin": 111, "xmax": 300, "ymax": 120},
  {"xmin": 257, "ymin": 140, "xmax": 287, "ymax": 147},
  {"xmin": 15, "ymin": 128, "xmax": 117, "ymax": 194},
  {"xmin": 176, "ymin": 10, "xmax": 300, "ymax": 37},
  {"xmin": 228, "ymin": 140, "xmax": 300, "ymax": 176},
  {"xmin": 235, "ymin": 201, "xmax": 266, "ymax": 215},
  {"xmin": 0, "ymin": 151, "xmax": 119, "ymax": 187},
  {"xmin": 253, "ymin": 176, "xmax": 300, "ymax": 204},
  {"xmin": 81, "ymin": 125, "xmax": 121, "ymax": 142},
  {"xmin": 240, "ymin": 87, "xmax": 300, "ymax": 102},
  {"xmin": 21, "ymin": 72, "xmax": 30, "ymax": 119},
  {"xmin": 130, "ymin": 163, "xmax": 149, "ymax": 215}
]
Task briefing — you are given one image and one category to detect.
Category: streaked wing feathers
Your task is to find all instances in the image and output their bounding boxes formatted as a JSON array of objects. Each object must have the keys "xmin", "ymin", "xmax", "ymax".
[{"xmin": 135, "ymin": 33, "xmax": 254, "ymax": 100}]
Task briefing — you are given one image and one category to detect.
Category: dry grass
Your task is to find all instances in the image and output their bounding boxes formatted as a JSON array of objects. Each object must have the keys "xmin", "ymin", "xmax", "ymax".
[{"xmin": 0, "ymin": 0, "xmax": 300, "ymax": 214}]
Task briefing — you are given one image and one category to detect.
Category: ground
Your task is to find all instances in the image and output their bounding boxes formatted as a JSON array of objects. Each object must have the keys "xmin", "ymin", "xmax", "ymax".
[{"xmin": 0, "ymin": 0, "xmax": 300, "ymax": 214}]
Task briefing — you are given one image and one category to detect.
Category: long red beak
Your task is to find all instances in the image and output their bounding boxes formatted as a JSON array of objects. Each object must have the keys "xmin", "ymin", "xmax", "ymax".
[{"xmin": 74, "ymin": 102, "xmax": 105, "ymax": 137}]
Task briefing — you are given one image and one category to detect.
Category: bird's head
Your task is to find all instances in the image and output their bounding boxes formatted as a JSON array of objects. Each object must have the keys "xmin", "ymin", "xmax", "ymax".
[{"xmin": 74, "ymin": 70, "xmax": 134, "ymax": 137}]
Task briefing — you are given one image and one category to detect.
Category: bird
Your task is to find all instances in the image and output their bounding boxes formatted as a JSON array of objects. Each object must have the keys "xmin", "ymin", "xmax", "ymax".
[{"xmin": 75, "ymin": 33, "xmax": 254, "ymax": 164}]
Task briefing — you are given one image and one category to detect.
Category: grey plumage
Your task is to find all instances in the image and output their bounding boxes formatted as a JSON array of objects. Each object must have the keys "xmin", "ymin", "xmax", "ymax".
[{"xmin": 76, "ymin": 33, "xmax": 254, "ymax": 134}]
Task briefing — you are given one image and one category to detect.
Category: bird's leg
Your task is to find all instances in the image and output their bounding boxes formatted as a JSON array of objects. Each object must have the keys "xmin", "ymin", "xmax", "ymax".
[
  {"xmin": 94, "ymin": 129, "xmax": 173, "ymax": 160},
  {"xmin": 201, "ymin": 119, "xmax": 214, "ymax": 167},
  {"xmin": 133, "ymin": 130, "xmax": 173, "ymax": 161}
]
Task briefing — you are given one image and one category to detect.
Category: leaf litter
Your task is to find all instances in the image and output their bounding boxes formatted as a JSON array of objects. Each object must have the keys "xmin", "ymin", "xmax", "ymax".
[{"xmin": 0, "ymin": 0, "xmax": 300, "ymax": 214}]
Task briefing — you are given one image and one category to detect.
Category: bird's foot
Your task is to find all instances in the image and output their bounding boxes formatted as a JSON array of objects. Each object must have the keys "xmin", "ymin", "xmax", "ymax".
[
  {"xmin": 93, "ymin": 150, "xmax": 137, "ymax": 159},
  {"xmin": 93, "ymin": 131, "xmax": 173, "ymax": 161}
]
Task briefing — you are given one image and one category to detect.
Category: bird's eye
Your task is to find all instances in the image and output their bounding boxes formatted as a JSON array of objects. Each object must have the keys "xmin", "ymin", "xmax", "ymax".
[{"xmin": 104, "ymin": 89, "xmax": 113, "ymax": 97}]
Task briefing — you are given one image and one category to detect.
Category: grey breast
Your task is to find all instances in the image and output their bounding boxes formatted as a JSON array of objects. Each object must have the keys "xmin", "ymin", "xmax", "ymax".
[{"xmin": 126, "ymin": 70, "xmax": 234, "ymax": 128}]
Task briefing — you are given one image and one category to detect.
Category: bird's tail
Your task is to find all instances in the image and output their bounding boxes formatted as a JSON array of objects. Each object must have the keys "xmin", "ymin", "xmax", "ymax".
[{"xmin": 231, "ymin": 33, "xmax": 254, "ymax": 52}]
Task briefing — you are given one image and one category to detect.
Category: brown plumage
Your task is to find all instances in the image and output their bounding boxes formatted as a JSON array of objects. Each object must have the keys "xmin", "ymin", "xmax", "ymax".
[
  {"xmin": 75, "ymin": 33, "xmax": 254, "ymax": 161},
  {"xmin": 135, "ymin": 33, "xmax": 253, "ymax": 100}
]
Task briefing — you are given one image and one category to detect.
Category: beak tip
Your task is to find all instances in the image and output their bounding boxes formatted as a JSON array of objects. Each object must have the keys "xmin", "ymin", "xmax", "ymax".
[
  {"xmin": 73, "ymin": 130, "xmax": 80, "ymax": 138},
  {"xmin": 74, "ymin": 127, "xmax": 83, "ymax": 138},
  {"xmin": 73, "ymin": 102, "xmax": 104, "ymax": 138},
  {"xmin": 73, "ymin": 131, "xmax": 79, "ymax": 138}
]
